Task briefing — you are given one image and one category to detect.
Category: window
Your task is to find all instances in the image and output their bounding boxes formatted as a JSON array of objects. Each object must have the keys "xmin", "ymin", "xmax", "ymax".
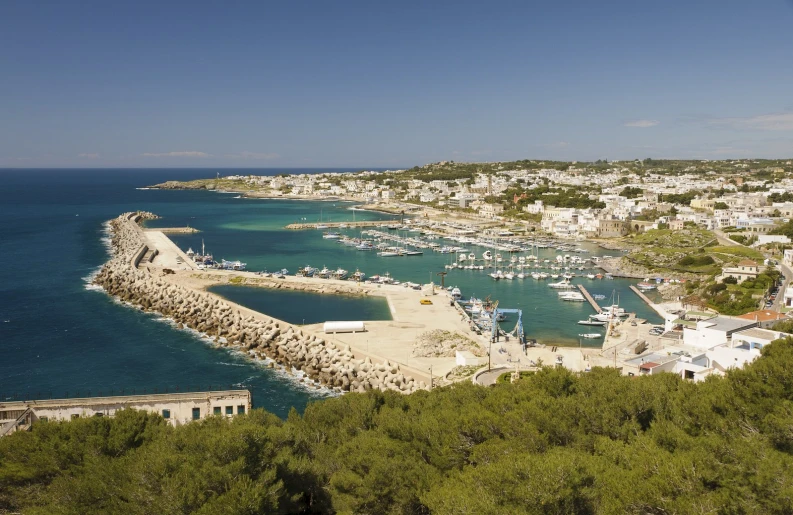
[
  {"xmin": 225, "ymin": 406, "xmax": 233, "ymax": 416},
  {"xmin": 213, "ymin": 406, "xmax": 221, "ymax": 416},
  {"xmin": 162, "ymin": 409, "xmax": 170, "ymax": 419},
  {"xmin": 237, "ymin": 405, "xmax": 245, "ymax": 415},
  {"xmin": 192, "ymin": 407, "xmax": 201, "ymax": 420},
  {"xmin": 71, "ymin": 414, "xmax": 80, "ymax": 419},
  {"xmin": 94, "ymin": 412, "xmax": 104, "ymax": 418}
]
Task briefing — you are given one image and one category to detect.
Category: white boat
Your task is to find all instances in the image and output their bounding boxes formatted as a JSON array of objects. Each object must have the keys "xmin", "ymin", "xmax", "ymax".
[
  {"xmin": 451, "ymin": 287, "xmax": 462, "ymax": 299},
  {"xmin": 458, "ymin": 254, "xmax": 467, "ymax": 262},
  {"xmin": 637, "ymin": 281, "xmax": 657, "ymax": 291},
  {"xmin": 351, "ymin": 269, "xmax": 366, "ymax": 281},
  {"xmin": 483, "ymin": 250, "xmax": 493, "ymax": 261},
  {"xmin": 377, "ymin": 251, "xmax": 400, "ymax": 257},
  {"xmin": 317, "ymin": 266, "xmax": 331, "ymax": 278},
  {"xmin": 322, "ymin": 232, "xmax": 341, "ymax": 239},
  {"xmin": 548, "ymin": 278, "xmax": 575, "ymax": 289},
  {"xmin": 560, "ymin": 292, "xmax": 586, "ymax": 302},
  {"xmin": 578, "ymin": 320, "xmax": 607, "ymax": 326},
  {"xmin": 578, "ymin": 333, "xmax": 602, "ymax": 339},
  {"xmin": 468, "ymin": 253, "xmax": 476, "ymax": 261},
  {"xmin": 332, "ymin": 268, "xmax": 348, "ymax": 280}
]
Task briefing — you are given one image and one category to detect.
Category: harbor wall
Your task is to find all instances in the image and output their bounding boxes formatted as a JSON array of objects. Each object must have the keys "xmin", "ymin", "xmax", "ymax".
[{"xmin": 92, "ymin": 212, "xmax": 427, "ymax": 394}]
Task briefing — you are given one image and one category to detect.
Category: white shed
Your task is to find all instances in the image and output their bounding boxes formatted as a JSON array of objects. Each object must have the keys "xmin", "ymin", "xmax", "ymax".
[{"xmin": 323, "ymin": 321, "xmax": 365, "ymax": 334}]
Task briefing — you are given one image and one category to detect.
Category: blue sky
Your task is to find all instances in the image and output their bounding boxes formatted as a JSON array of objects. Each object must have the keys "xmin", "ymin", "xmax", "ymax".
[{"xmin": 2, "ymin": 0, "xmax": 792, "ymax": 168}]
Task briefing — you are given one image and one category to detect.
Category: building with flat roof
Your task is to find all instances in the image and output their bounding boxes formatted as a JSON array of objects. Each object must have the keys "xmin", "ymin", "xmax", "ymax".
[
  {"xmin": 683, "ymin": 316, "xmax": 758, "ymax": 348},
  {"xmin": 1, "ymin": 390, "xmax": 251, "ymax": 437}
]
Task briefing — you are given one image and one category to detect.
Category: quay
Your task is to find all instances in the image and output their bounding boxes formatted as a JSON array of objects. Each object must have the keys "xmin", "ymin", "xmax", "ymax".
[
  {"xmin": 147, "ymin": 226, "xmax": 200, "ymax": 234},
  {"xmin": 285, "ymin": 221, "xmax": 394, "ymax": 230},
  {"xmin": 1, "ymin": 390, "xmax": 251, "ymax": 437},
  {"xmin": 577, "ymin": 284, "xmax": 602, "ymax": 313},
  {"xmin": 629, "ymin": 285, "xmax": 668, "ymax": 318}
]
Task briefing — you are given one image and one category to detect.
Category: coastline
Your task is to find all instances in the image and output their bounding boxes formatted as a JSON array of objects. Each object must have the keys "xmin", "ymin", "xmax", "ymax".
[{"xmin": 92, "ymin": 212, "xmax": 432, "ymax": 393}]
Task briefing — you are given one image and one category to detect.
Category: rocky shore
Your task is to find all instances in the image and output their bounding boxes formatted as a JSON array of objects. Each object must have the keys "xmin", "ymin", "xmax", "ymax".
[{"xmin": 93, "ymin": 212, "xmax": 426, "ymax": 394}]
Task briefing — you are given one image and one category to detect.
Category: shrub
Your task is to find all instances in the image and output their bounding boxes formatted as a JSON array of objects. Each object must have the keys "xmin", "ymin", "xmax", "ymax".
[{"xmin": 723, "ymin": 276, "xmax": 738, "ymax": 285}]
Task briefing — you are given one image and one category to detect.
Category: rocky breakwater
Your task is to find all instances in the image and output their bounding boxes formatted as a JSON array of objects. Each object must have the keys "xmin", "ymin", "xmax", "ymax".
[{"xmin": 93, "ymin": 212, "xmax": 426, "ymax": 394}]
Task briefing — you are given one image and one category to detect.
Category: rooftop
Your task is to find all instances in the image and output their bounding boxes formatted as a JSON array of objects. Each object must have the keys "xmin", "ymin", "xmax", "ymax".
[
  {"xmin": 737, "ymin": 310, "xmax": 788, "ymax": 323},
  {"xmin": 737, "ymin": 259, "xmax": 758, "ymax": 267},
  {"xmin": 734, "ymin": 328, "xmax": 782, "ymax": 341},
  {"xmin": 700, "ymin": 316, "xmax": 758, "ymax": 333}
]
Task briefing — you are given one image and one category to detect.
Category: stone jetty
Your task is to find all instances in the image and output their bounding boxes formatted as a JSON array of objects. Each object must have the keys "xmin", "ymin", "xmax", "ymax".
[{"xmin": 93, "ymin": 212, "xmax": 427, "ymax": 394}]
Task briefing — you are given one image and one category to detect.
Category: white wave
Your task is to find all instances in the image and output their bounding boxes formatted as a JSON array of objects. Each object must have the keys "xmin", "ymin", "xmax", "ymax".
[
  {"xmin": 95, "ymin": 287, "xmax": 340, "ymax": 398},
  {"xmin": 233, "ymin": 195, "xmax": 242, "ymax": 199}
]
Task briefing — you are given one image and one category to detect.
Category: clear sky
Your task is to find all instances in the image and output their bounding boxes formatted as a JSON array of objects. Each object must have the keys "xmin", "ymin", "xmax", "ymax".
[{"xmin": 2, "ymin": 0, "xmax": 792, "ymax": 168}]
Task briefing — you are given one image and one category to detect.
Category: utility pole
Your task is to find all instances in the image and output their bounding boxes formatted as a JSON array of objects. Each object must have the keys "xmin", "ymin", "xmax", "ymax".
[{"xmin": 429, "ymin": 365, "xmax": 433, "ymax": 389}]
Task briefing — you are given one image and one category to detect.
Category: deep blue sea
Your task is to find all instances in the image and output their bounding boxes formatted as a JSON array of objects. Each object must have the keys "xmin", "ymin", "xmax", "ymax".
[
  {"xmin": 0, "ymin": 168, "xmax": 388, "ymax": 416},
  {"xmin": 0, "ymin": 168, "xmax": 661, "ymax": 416}
]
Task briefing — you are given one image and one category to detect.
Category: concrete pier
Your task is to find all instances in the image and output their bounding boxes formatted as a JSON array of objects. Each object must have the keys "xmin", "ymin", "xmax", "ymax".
[
  {"xmin": 577, "ymin": 284, "xmax": 602, "ymax": 313},
  {"xmin": 629, "ymin": 285, "xmax": 668, "ymax": 318},
  {"xmin": 285, "ymin": 221, "xmax": 393, "ymax": 230}
]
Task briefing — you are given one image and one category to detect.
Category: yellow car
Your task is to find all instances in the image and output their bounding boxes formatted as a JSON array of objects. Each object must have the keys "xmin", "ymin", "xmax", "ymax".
[{"xmin": 420, "ymin": 299, "xmax": 433, "ymax": 305}]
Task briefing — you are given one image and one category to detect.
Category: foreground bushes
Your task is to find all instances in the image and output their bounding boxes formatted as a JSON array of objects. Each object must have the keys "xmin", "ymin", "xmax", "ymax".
[{"xmin": 5, "ymin": 339, "xmax": 793, "ymax": 513}]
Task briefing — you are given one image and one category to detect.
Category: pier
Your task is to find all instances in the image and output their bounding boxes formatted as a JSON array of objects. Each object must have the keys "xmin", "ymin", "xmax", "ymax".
[
  {"xmin": 285, "ymin": 221, "xmax": 394, "ymax": 230},
  {"xmin": 577, "ymin": 284, "xmax": 602, "ymax": 313},
  {"xmin": 147, "ymin": 227, "xmax": 201, "ymax": 234},
  {"xmin": 629, "ymin": 285, "xmax": 668, "ymax": 318}
]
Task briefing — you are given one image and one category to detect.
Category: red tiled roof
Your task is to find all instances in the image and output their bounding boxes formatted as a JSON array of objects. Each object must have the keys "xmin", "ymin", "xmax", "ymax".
[
  {"xmin": 737, "ymin": 310, "xmax": 787, "ymax": 322},
  {"xmin": 737, "ymin": 259, "xmax": 758, "ymax": 267},
  {"xmin": 639, "ymin": 362, "xmax": 660, "ymax": 370}
]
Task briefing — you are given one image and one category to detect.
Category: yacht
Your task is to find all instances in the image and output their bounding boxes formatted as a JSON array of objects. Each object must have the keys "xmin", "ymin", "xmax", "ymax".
[
  {"xmin": 578, "ymin": 333, "xmax": 602, "ymax": 339},
  {"xmin": 559, "ymin": 292, "xmax": 586, "ymax": 302},
  {"xmin": 548, "ymin": 278, "xmax": 574, "ymax": 289},
  {"xmin": 578, "ymin": 319, "xmax": 607, "ymax": 326},
  {"xmin": 322, "ymin": 232, "xmax": 341, "ymax": 239},
  {"xmin": 450, "ymin": 287, "xmax": 462, "ymax": 299},
  {"xmin": 483, "ymin": 250, "xmax": 493, "ymax": 261}
]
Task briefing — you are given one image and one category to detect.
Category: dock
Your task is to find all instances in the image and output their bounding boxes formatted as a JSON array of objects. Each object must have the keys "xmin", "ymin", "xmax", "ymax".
[
  {"xmin": 145, "ymin": 227, "xmax": 200, "ymax": 234},
  {"xmin": 285, "ymin": 221, "xmax": 395, "ymax": 230},
  {"xmin": 629, "ymin": 285, "xmax": 668, "ymax": 318},
  {"xmin": 577, "ymin": 284, "xmax": 602, "ymax": 313}
]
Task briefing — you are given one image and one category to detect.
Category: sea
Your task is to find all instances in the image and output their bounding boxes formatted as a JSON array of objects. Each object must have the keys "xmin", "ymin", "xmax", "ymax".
[{"xmin": 0, "ymin": 168, "xmax": 662, "ymax": 417}]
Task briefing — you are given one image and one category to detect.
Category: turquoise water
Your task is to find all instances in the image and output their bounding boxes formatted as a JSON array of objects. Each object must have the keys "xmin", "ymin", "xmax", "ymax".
[
  {"xmin": 208, "ymin": 285, "xmax": 392, "ymax": 325},
  {"xmin": 0, "ymin": 168, "xmax": 661, "ymax": 415}
]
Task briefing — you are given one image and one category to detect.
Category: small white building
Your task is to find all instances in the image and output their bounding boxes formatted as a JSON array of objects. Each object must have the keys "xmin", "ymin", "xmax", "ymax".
[{"xmin": 720, "ymin": 260, "xmax": 760, "ymax": 283}]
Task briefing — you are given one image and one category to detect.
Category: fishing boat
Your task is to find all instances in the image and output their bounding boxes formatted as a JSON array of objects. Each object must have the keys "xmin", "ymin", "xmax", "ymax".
[
  {"xmin": 220, "ymin": 259, "xmax": 246, "ymax": 271},
  {"xmin": 351, "ymin": 269, "xmax": 366, "ymax": 281},
  {"xmin": 332, "ymin": 268, "xmax": 348, "ymax": 280},
  {"xmin": 578, "ymin": 333, "xmax": 602, "ymax": 339},
  {"xmin": 637, "ymin": 281, "xmax": 657, "ymax": 291},
  {"xmin": 317, "ymin": 266, "xmax": 331, "ymax": 279}
]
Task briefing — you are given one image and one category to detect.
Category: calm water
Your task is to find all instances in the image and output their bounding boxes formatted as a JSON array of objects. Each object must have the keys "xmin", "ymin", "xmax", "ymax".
[
  {"xmin": 0, "ymin": 168, "xmax": 661, "ymax": 415},
  {"xmin": 208, "ymin": 285, "xmax": 392, "ymax": 325}
]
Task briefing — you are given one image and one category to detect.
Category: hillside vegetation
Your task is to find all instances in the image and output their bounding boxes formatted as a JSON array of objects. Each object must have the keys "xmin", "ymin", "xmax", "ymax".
[
  {"xmin": 626, "ymin": 228, "xmax": 764, "ymax": 275},
  {"xmin": 4, "ymin": 337, "xmax": 793, "ymax": 513}
]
